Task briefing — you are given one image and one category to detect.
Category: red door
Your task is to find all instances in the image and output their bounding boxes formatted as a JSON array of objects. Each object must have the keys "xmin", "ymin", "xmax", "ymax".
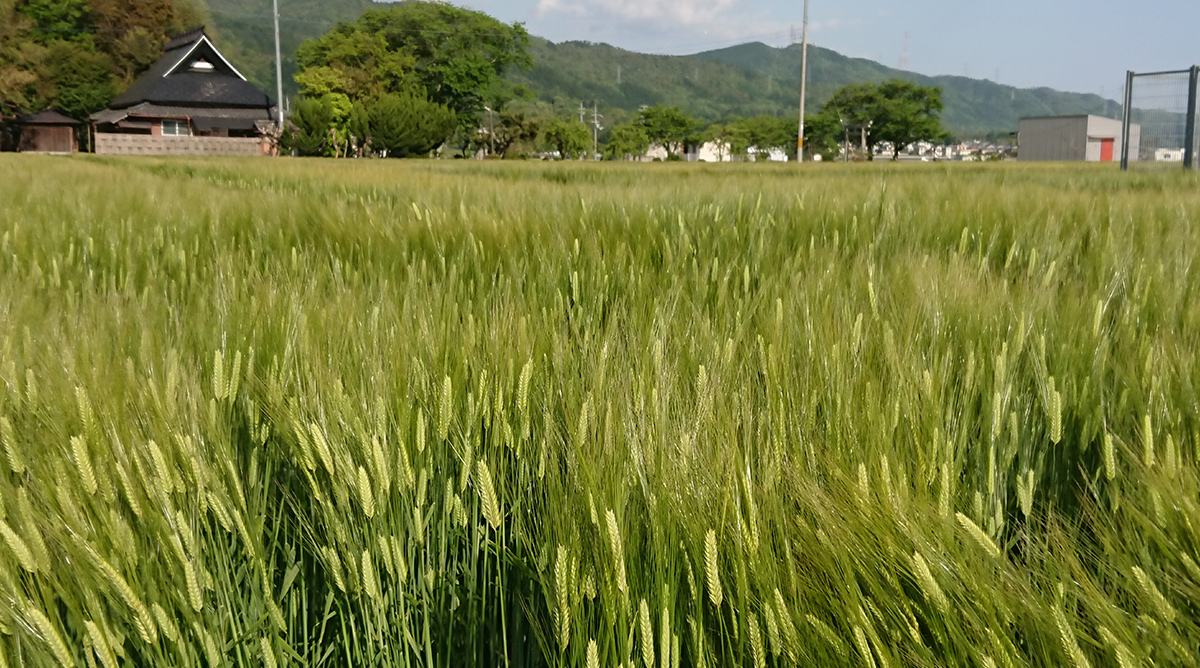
[{"xmin": 1100, "ymin": 138, "xmax": 1115, "ymax": 162}]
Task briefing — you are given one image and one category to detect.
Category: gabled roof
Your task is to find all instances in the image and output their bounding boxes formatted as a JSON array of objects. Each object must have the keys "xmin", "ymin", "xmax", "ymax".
[
  {"xmin": 16, "ymin": 110, "xmax": 80, "ymax": 125},
  {"xmin": 109, "ymin": 27, "xmax": 272, "ymax": 111}
]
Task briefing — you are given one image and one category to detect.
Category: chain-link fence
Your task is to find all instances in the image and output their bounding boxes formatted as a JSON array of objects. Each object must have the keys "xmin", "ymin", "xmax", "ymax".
[{"xmin": 1121, "ymin": 67, "xmax": 1199, "ymax": 169}]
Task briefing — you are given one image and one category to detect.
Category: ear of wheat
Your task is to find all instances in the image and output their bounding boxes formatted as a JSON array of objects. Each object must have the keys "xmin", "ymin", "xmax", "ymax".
[{"xmin": 704, "ymin": 529, "xmax": 722, "ymax": 608}]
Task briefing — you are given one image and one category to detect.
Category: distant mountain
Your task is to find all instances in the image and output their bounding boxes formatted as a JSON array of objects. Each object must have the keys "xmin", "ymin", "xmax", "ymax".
[
  {"xmin": 204, "ymin": 2, "xmax": 1117, "ymax": 136},
  {"xmin": 511, "ymin": 38, "xmax": 1118, "ymax": 136}
]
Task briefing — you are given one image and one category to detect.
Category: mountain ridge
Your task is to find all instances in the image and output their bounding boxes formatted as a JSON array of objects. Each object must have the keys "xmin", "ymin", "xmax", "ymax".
[{"xmin": 202, "ymin": 2, "xmax": 1117, "ymax": 137}]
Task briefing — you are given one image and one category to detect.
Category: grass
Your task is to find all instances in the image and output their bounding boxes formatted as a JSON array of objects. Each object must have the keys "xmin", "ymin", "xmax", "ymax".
[{"xmin": 0, "ymin": 155, "xmax": 1198, "ymax": 668}]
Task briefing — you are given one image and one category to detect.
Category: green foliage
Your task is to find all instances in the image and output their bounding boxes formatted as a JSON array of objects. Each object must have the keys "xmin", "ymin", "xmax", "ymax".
[
  {"xmin": 3, "ymin": 157, "xmax": 1200, "ymax": 668},
  {"xmin": 45, "ymin": 40, "xmax": 115, "ymax": 119},
  {"xmin": 489, "ymin": 109, "xmax": 540, "ymax": 158},
  {"xmin": 347, "ymin": 99, "xmax": 370, "ymax": 156},
  {"xmin": 290, "ymin": 96, "xmax": 333, "ymax": 156},
  {"xmin": 872, "ymin": 79, "xmax": 950, "ymax": 158},
  {"xmin": 636, "ymin": 105, "xmax": 700, "ymax": 155},
  {"xmin": 0, "ymin": 0, "xmax": 208, "ymax": 118},
  {"xmin": 542, "ymin": 116, "xmax": 590, "ymax": 159},
  {"xmin": 802, "ymin": 112, "xmax": 841, "ymax": 161},
  {"xmin": 294, "ymin": 26, "xmax": 415, "ymax": 101},
  {"xmin": 603, "ymin": 122, "xmax": 649, "ymax": 160},
  {"xmin": 368, "ymin": 92, "xmax": 456, "ymax": 158},
  {"xmin": 350, "ymin": 2, "xmax": 530, "ymax": 121},
  {"xmin": 17, "ymin": 0, "xmax": 90, "ymax": 45},
  {"xmin": 812, "ymin": 79, "xmax": 948, "ymax": 160}
]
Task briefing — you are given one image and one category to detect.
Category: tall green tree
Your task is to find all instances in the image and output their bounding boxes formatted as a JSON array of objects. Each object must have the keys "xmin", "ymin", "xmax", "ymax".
[
  {"xmin": 873, "ymin": 79, "xmax": 948, "ymax": 160},
  {"xmin": 294, "ymin": 27, "xmax": 415, "ymax": 101},
  {"xmin": 290, "ymin": 96, "xmax": 333, "ymax": 156},
  {"xmin": 814, "ymin": 79, "xmax": 947, "ymax": 160},
  {"xmin": 637, "ymin": 105, "xmax": 699, "ymax": 156},
  {"xmin": 604, "ymin": 122, "xmax": 649, "ymax": 160},
  {"xmin": 315, "ymin": 2, "xmax": 530, "ymax": 123},
  {"xmin": 543, "ymin": 117, "xmax": 589, "ymax": 159},
  {"xmin": 369, "ymin": 92, "xmax": 456, "ymax": 158},
  {"xmin": 488, "ymin": 109, "xmax": 539, "ymax": 157}
]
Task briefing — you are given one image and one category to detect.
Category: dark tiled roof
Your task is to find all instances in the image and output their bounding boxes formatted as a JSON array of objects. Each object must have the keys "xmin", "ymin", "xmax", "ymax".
[
  {"xmin": 91, "ymin": 103, "xmax": 274, "ymax": 125},
  {"xmin": 16, "ymin": 110, "xmax": 80, "ymax": 125},
  {"xmin": 164, "ymin": 27, "xmax": 207, "ymax": 51},
  {"xmin": 109, "ymin": 29, "xmax": 272, "ymax": 111}
]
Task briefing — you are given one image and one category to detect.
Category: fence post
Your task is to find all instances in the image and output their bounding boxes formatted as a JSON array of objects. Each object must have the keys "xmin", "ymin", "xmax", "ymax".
[
  {"xmin": 1121, "ymin": 70, "xmax": 1134, "ymax": 170},
  {"xmin": 1185, "ymin": 65, "xmax": 1199, "ymax": 170}
]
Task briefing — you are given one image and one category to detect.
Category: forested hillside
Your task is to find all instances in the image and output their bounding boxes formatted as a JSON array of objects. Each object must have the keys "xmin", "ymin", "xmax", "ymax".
[
  {"xmin": 1, "ymin": 0, "xmax": 1117, "ymax": 137},
  {"xmin": 513, "ymin": 38, "xmax": 1117, "ymax": 136}
]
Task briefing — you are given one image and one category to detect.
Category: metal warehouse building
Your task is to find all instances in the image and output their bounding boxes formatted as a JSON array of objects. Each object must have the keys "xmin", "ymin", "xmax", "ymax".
[{"xmin": 1018, "ymin": 115, "xmax": 1140, "ymax": 162}]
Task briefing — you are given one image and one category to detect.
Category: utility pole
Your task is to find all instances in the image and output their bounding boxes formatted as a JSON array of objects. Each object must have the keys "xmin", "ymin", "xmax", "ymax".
[
  {"xmin": 592, "ymin": 102, "xmax": 603, "ymax": 160},
  {"xmin": 273, "ymin": 0, "xmax": 284, "ymax": 129},
  {"xmin": 797, "ymin": 0, "xmax": 809, "ymax": 162}
]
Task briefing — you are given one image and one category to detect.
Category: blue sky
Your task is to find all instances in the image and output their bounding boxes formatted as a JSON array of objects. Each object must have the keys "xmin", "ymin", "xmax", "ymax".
[{"xmin": 457, "ymin": 0, "xmax": 1199, "ymax": 98}]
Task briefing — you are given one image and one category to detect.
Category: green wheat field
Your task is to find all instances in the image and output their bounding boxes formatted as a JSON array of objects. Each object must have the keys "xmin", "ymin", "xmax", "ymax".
[{"xmin": 0, "ymin": 155, "xmax": 1198, "ymax": 668}]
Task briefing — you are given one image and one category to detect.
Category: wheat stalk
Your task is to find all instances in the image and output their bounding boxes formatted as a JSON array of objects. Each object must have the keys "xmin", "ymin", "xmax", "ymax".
[
  {"xmin": 152, "ymin": 603, "xmax": 180, "ymax": 644},
  {"xmin": 853, "ymin": 626, "xmax": 876, "ymax": 668},
  {"xmin": 587, "ymin": 638, "xmax": 600, "ymax": 668},
  {"xmin": 362, "ymin": 549, "xmax": 381, "ymax": 603},
  {"xmin": 27, "ymin": 605, "xmax": 74, "ymax": 667},
  {"xmin": 704, "ymin": 529, "xmax": 722, "ymax": 608},
  {"xmin": 357, "ymin": 466, "xmax": 375, "ymax": 518},
  {"xmin": 1, "ymin": 416, "xmax": 23, "ymax": 475},
  {"xmin": 639, "ymin": 598, "xmax": 654, "ymax": 668},
  {"xmin": 956, "ymin": 512, "xmax": 1001, "ymax": 558},
  {"xmin": 660, "ymin": 604, "xmax": 672, "ymax": 668},
  {"xmin": 84, "ymin": 621, "xmax": 117, "ymax": 668},
  {"xmin": 1052, "ymin": 605, "xmax": 1091, "ymax": 668},
  {"xmin": 1141, "ymin": 413, "xmax": 1154, "ymax": 467},
  {"xmin": 556, "ymin": 545, "xmax": 571, "ymax": 651},
  {"xmin": 748, "ymin": 612, "xmax": 765, "ymax": 668},
  {"xmin": 437, "ymin": 375, "xmax": 452, "ymax": 442},
  {"xmin": 1131, "ymin": 566, "xmax": 1176, "ymax": 623},
  {"xmin": 476, "ymin": 459, "xmax": 502, "ymax": 530},
  {"xmin": 1, "ymin": 520, "xmax": 37, "ymax": 573},
  {"xmin": 1097, "ymin": 626, "xmax": 1136, "ymax": 668},
  {"xmin": 607, "ymin": 509, "xmax": 627, "ymax": 593},
  {"xmin": 185, "ymin": 559, "xmax": 203, "ymax": 611},
  {"xmin": 911, "ymin": 551, "xmax": 948, "ymax": 613},
  {"xmin": 260, "ymin": 636, "xmax": 277, "ymax": 668},
  {"xmin": 1103, "ymin": 433, "xmax": 1116, "ymax": 481}
]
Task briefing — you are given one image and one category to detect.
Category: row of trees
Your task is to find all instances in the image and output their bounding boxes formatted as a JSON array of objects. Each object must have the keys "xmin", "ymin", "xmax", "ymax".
[{"xmin": 477, "ymin": 80, "xmax": 947, "ymax": 163}]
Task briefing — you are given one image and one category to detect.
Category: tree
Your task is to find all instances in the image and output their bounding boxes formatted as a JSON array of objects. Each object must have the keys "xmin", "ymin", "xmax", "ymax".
[
  {"xmin": 543, "ymin": 117, "xmax": 589, "ymax": 159},
  {"xmin": 46, "ymin": 40, "xmax": 116, "ymax": 119},
  {"xmin": 737, "ymin": 115, "xmax": 795, "ymax": 160},
  {"xmin": 347, "ymin": 100, "xmax": 371, "ymax": 157},
  {"xmin": 637, "ymin": 105, "xmax": 700, "ymax": 156},
  {"xmin": 369, "ymin": 93, "xmax": 456, "ymax": 158},
  {"xmin": 291, "ymin": 97, "xmax": 333, "ymax": 156},
  {"xmin": 873, "ymin": 79, "xmax": 948, "ymax": 160},
  {"xmin": 604, "ymin": 122, "xmax": 649, "ymax": 160},
  {"xmin": 351, "ymin": 2, "xmax": 531, "ymax": 122},
  {"xmin": 295, "ymin": 27, "xmax": 416, "ymax": 102},
  {"xmin": 802, "ymin": 112, "xmax": 841, "ymax": 162},
  {"xmin": 814, "ymin": 79, "xmax": 947, "ymax": 160},
  {"xmin": 490, "ymin": 110, "xmax": 540, "ymax": 157}
]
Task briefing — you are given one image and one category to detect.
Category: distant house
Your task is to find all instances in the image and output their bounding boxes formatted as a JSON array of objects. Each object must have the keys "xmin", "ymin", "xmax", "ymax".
[
  {"xmin": 10, "ymin": 110, "xmax": 80, "ymax": 153},
  {"xmin": 1018, "ymin": 115, "xmax": 1139, "ymax": 162},
  {"xmin": 90, "ymin": 27, "xmax": 277, "ymax": 156}
]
